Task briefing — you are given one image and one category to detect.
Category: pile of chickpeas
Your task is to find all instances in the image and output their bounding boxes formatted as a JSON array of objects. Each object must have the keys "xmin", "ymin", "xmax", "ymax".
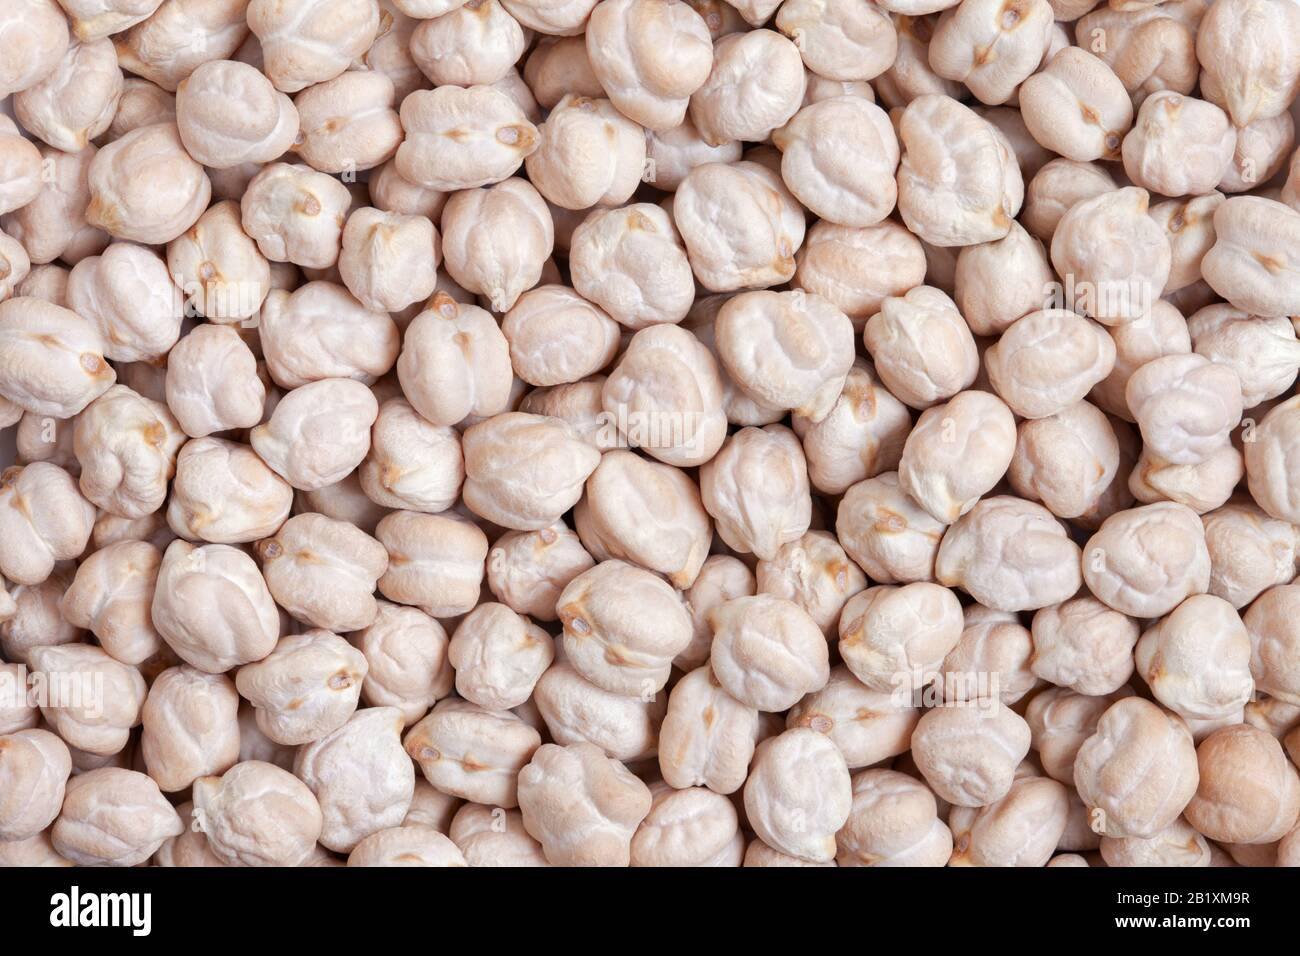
[{"xmin": 1, "ymin": 0, "xmax": 1300, "ymax": 869}]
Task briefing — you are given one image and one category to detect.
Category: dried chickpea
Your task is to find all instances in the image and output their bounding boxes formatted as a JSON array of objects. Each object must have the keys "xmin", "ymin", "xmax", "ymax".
[
  {"xmin": 0, "ymin": 297, "xmax": 115, "ymax": 419},
  {"xmin": 788, "ymin": 666, "xmax": 920, "ymax": 769},
  {"xmin": 1030, "ymin": 596, "xmax": 1138, "ymax": 696},
  {"xmin": 85, "ymin": 123, "xmax": 210, "ymax": 244},
  {"xmin": 1018, "ymin": 47, "xmax": 1131, "ymax": 162},
  {"xmin": 0, "ymin": 727, "xmax": 72, "ymax": 843},
  {"xmin": 0, "ymin": 462, "xmax": 95, "ymax": 587},
  {"xmin": 1100, "ymin": 816, "xmax": 1212, "ymax": 868},
  {"xmin": 247, "ymin": 0, "xmax": 379, "ymax": 94},
  {"xmin": 707, "ymin": 594, "xmax": 829, "ymax": 712},
  {"xmin": 439, "ymin": 178, "xmax": 553, "ymax": 311},
  {"xmin": 1190, "ymin": 307, "xmax": 1300, "ymax": 410},
  {"xmin": 689, "ymin": 30, "xmax": 805, "ymax": 146},
  {"xmin": 14, "ymin": 38, "xmax": 122, "ymax": 154},
  {"xmin": 29, "ymin": 643, "xmax": 145, "ymax": 756},
  {"xmin": 838, "ymin": 582, "xmax": 962, "ymax": 693},
  {"xmin": 140, "ymin": 665, "xmax": 240, "ymax": 792},
  {"xmin": 836, "ymin": 472, "xmax": 946, "ymax": 584},
  {"xmin": 375, "ymin": 510, "xmax": 487, "ymax": 617},
  {"xmin": 864, "ymin": 286, "xmax": 978, "ymax": 410},
  {"xmin": 349, "ymin": 600, "xmax": 454, "ymax": 726},
  {"xmin": 59, "ymin": 540, "xmax": 162, "ymax": 665},
  {"xmin": 949, "ymin": 774, "xmax": 1069, "ymax": 867},
  {"xmin": 259, "ymin": 281, "xmax": 400, "ymax": 388},
  {"xmin": 73, "ymin": 385, "xmax": 184, "ymax": 519},
  {"xmin": 533, "ymin": 662, "xmax": 664, "ymax": 762},
  {"xmin": 408, "ymin": 0, "xmax": 526, "ymax": 88},
  {"xmin": 1202, "ymin": 500, "xmax": 1300, "ymax": 610},
  {"xmin": 396, "ymin": 85, "xmax": 537, "ymax": 194},
  {"xmin": 167, "ymin": 437, "xmax": 293, "ymax": 543},
  {"xmin": 404, "ymin": 698, "xmax": 540, "ymax": 808},
  {"xmin": 449, "ymin": 803, "xmax": 550, "ymax": 867},
  {"xmin": 293, "ymin": 70, "xmax": 401, "ymax": 175},
  {"xmin": 167, "ymin": 200, "xmax": 272, "ymax": 324},
  {"xmin": 1135, "ymin": 594, "xmax": 1253, "ymax": 722},
  {"xmin": 525, "ymin": 94, "xmax": 644, "ymax": 212},
  {"xmin": 193, "ymin": 760, "xmax": 324, "ymax": 866},
  {"xmin": 1243, "ymin": 583, "xmax": 1300, "ymax": 706},
  {"xmin": 486, "ymin": 521, "xmax": 595, "ymax": 622},
  {"xmin": 448, "ymin": 602, "xmax": 554, "ymax": 712},
  {"xmin": 174, "ymin": 59, "xmax": 298, "ymax": 169},
  {"xmin": 1183, "ymin": 725, "xmax": 1300, "ymax": 846},
  {"xmin": 836, "ymin": 768, "xmax": 951, "ymax": 867},
  {"xmin": 1195, "ymin": 0, "xmax": 1300, "ymax": 128},
  {"xmin": 1082, "ymin": 502, "xmax": 1211, "ymax": 618},
  {"xmin": 249, "ymin": 378, "xmax": 378, "ymax": 491},
  {"xmin": 744, "ymin": 728, "xmax": 851, "ymax": 863},
  {"xmin": 701, "ymin": 425, "xmax": 812, "ymax": 560},
  {"xmin": 911, "ymin": 700, "xmax": 1032, "ymax": 807},
  {"xmin": 240, "ymin": 163, "xmax": 352, "ymax": 269},
  {"xmin": 235, "ymin": 629, "xmax": 367, "ymax": 746},
  {"xmin": 629, "ymin": 783, "xmax": 743, "ymax": 867},
  {"xmin": 1201, "ymin": 197, "xmax": 1300, "ymax": 318},
  {"xmin": 1, "ymin": 569, "xmax": 81, "ymax": 664},
  {"xmin": 53, "ymin": 767, "xmax": 184, "ymax": 867},
  {"xmin": 1008, "ymin": 400, "xmax": 1119, "ymax": 520},
  {"xmin": 347, "ymin": 824, "xmax": 467, "ymax": 867}
]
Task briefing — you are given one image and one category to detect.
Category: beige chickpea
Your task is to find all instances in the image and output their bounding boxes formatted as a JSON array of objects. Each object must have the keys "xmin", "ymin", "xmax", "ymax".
[
  {"xmin": 257, "ymin": 512, "xmax": 387, "ymax": 631},
  {"xmin": 948, "ymin": 774, "xmax": 1069, "ymax": 867},
  {"xmin": 895, "ymin": 94, "xmax": 1023, "ymax": 247},
  {"xmin": 1025, "ymin": 686, "xmax": 1133, "ymax": 784},
  {"xmin": 1100, "ymin": 816, "xmax": 1212, "ymax": 868},
  {"xmin": 1195, "ymin": 0, "xmax": 1300, "ymax": 127},
  {"xmin": 873, "ymin": 11, "xmax": 964, "ymax": 109},
  {"xmin": 517, "ymin": 741, "xmax": 651, "ymax": 866},
  {"xmin": 1130, "ymin": 443, "xmax": 1242, "ymax": 519},
  {"xmin": 1090, "ymin": 300, "xmax": 1190, "ymax": 421},
  {"xmin": 556, "ymin": 559, "xmax": 690, "ymax": 697},
  {"xmin": 837, "ymin": 582, "xmax": 962, "ymax": 694},
  {"xmin": 1049, "ymin": 187, "xmax": 1171, "ymax": 325},
  {"xmin": 240, "ymin": 163, "xmax": 352, "ymax": 269},
  {"xmin": 259, "ymin": 282, "xmax": 399, "ymax": 389},
  {"xmin": 1, "ymin": 467, "xmax": 92, "ymax": 594},
  {"xmin": 837, "ymin": 472, "xmax": 947, "ymax": 585},
  {"xmin": 192, "ymin": 760, "xmax": 324, "ymax": 866},
  {"xmin": 1009, "ymin": 400, "xmax": 1120, "ymax": 520},
  {"xmin": 629, "ymin": 784, "xmax": 743, "ymax": 867},
  {"xmin": 167, "ymin": 201, "xmax": 272, "ymax": 324},
  {"xmin": 897, "ymin": 390, "xmax": 1016, "ymax": 523},
  {"xmin": 249, "ymin": 378, "xmax": 378, "ymax": 491},
  {"xmin": 1082, "ymin": 502, "xmax": 1210, "ymax": 617},
  {"xmin": 1073, "ymin": 696, "xmax": 1198, "ymax": 838},
  {"xmin": 701, "ymin": 425, "xmax": 812, "ymax": 560},
  {"xmin": 673, "ymin": 160, "xmax": 805, "ymax": 293},
  {"xmin": 52, "ymin": 767, "xmax": 184, "ymax": 867},
  {"xmin": 168, "ymin": 438, "xmax": 293, "ymax": 543},
  {"xmin": 461, "ymin": 412, "xmax": 601, "ymax": 531},
  {"xmin": 0, "ymin": 0, "xmax": 69, "ymax": 98},
  {"xmin": 793, "ymin": 222, "xmax": 923, "ymax": 332},
  {"xmin": 643, "ymin": 118, "xmax": 743, "ymax": 192},
  {"xmin": 0, "ymin": 728, "xmax": 72, "ymax": 843},
  {"xmin": 165, "ymin": 325, "xmax": 265, "ymax": 439},
  {"xmin": 174, "ymin": 59, "xmax": 298, "ymax": 169},
  {"xmin": 29, "ymin": 643, "xmax": 145, "ymax": 756},
  {"xmin": 1, "ymin": 143, "xmax": 106, "ymax": 267},
  {"xmin": 523, "ymin": 35, "xmax": 605, "ymax": 111},
  {"xmin": 1021, "ymin": 158, "xmax": 1116, "ymax": 245},
  {"xmin": 59, "ymin": 540, "xmax": 162, "ymax": 666},
  {"xmin": 336, "ymin": 208, "xmax": 439, "ymax": 314},
  {"xmin": 1183, "ymin": 725, "xmax": 1300, "ymax": 845},
  {"xmin": 521, "ymin": 379, "xmax": 619, "ymax": 449},
  {"xmin": 789, "ymin": 663, "xmax": 921, "ymax": 768},
  {"xmin": 448, "ymin": 602, "xmax": 554, "ymax": 712},
  {"xmin": 1243, "ymin": 583, "xmax": 1300, "ymax": 705},
  {"xmin": 405, "ymin": 698, "xmax": 540, "ymax": 808},
  {"xmin": 409, "ymin": 0, "xmax": 526, "ymax": 88},
  {"xmin": 911, "ymin": 699, "xmax": 1031, "ymax": 807},
  {"xmin": 0, "ymin": 115, "xmax": 42, "ymax": 218},
  {"xmin": 1135, "ymin": 594, "xmax": 1253, "ymax": 722},
  {"xmin": 247, "ymin": 0, "xmax": 379, "ymax": 94},
  {"xmin": 439, "ymin": 178, "xmax": 553, "ymax": 311},
  {"xmin": 112, "ymin": 0, "xmax": 250, "ymax": 92},
  {"xmin": 755, "ymin": 531, "xmax": 866, "ymax": 638},
  {"xmin": 1030, "ymin": 596, "xmax": 1137, "ymax": 696},
  {"xmin": 1202, "ymin": 197, "xmax": 1300, "ymax": 318},
  {"xmin": 671, "ymin": 554, "xmax": 751, "ymax": 670},
  {"xmin": 1074, "ymin": 4, "xmax": 1199, "ymax": 105},
  {"xmin": 533, "ymin": 663, "xmax": 664, "ymax": 762},
  {"xmin": 152, "ymin": 539, "xmax": 280, "ymax": 673},
  {"xmin": 296, "ymin": 472, "xmax": 389, "ymax": 538},
  {"xmin": 792, "ymin": 362, "xmax": 910, "ymax": 496},
  {"xmin": 1217, "ymin": 111, "xmax": 1299, "ymax": 192},
  {"xmin": 105, "ymin": 76, "xmax": 176, "ymax": 140},
  {"xmin": 688, "ymin": 29, "xmax": 804, "ymax": 146},
  {"xmin": 707, "ymin": 594, "xmax": 829, "ymax": 712},
  {"xmin": 68, "ymin": 242, "xmax": 182, "ymax": 363},
  {"xmin": 14, "ymin": 408, "xmax": 78, "ymax": 472},
  {"xmin": 1150, "ymin": 192, "xmax": 1224, "ymax": 295},
  {"xmin": 395, "ymin": 86, "xmax": 536, "ymax": 195},
  {"xmin": 744, "ymin": 840, "xmax": 835, "ymax": 867},
  {"xmin": 348, "ymin": 824, "xmax": 467, "ymax": 866},
  {"xmin": 657, "ymin": 665, "xmax": 759, "ymax": 794},
  {"xmin": 500, "ymin": 285, "xmax": 619, "ymax": 388},
  {"xmin": 987, "ymin": 310, "xmax": 1117, "ymax": 420},
  {"xmin": 154, "ymin": 801, "xmax": 230, "ymax": 868},
  {"xmin": 864, "ymin": 286, "xmax": 978, "ymax": 410},
  {"xmin": 235, "ymin": 629, "xmax": 367, "ymax": 745},
  {"xmin": 350, "ymin": 600, "xmax": 453, "ymax": 726},
  {"xmin": 953, "ymin": 223, "xmax": 1053, "ymax": 338},
  {"xmin": 744, "ymin": 729, "xmax": 850, "ymax": 863},
  {"xmin": 1017, "ymin": 48, "xmax": 1131, "ymax": 163},
  {"xmin": 1, "ymin": 569, "xmax": 81, "ymax": 664},
  {"xmin": 85, "ymin": 123, "xmax": 210, "ymax": 244},
  {"xmin": 1202, "ymin": 500, "xmax": 1300, "ymax": 610},
  {"xmin": 601, "ymin": 324, "xmax": 728, "ymax": 468},
  {"xmin": 448, "ymin": 804, "xmax": 549, "ymax": 867},
  {"xmin": 1244, "ymin": 396, "xmax": 1300, "ymax": 525},
  {"xmin": 574, "ymin": 450, "xmax": 711, "ymax": 589},
  {"xmin": 293, "ymin": 706, "xmax": 414, "ymax": 852},
  {"xmin": 14, "ymin": 38, "xmax": 122, "ymax": 154},
  {"xmin": 583, "ymin": 0, "xmax": 713, "ymax": 132},
  {"xmin": 1120, "ymin": 92, "xmax": 1236, "ymax": 198},
  {"xmin": 403, "ymin": 782, "xmax": 461, "ymax": 835},
  {"xmin": 937, "ymin": 495, "xmax": 1084, "ymax": 612},
  {"xmin": 0, "ymin": 298, "xmax": 115, "ymax": 419},
  {"xmin": 524, "ymin": 96, "xmax": 644, "ymax": 214},
  {"xmin": 72, "ymin": 385, "xmax": 184, "ymax": 519},
  {"xmin": 368, "ymin": 159, "xmax": 446, "ymax": 223},
  {"xmin": 293, "ymin": 70, "xmax": 401, "ymax": 175},
  {"xmin": 836, "ymin": 769, "xmax": 951, "ymax": 867},
  {"xmin": 359, "ymin": 399, "xmax": 463, "ymax": 515},
  {"xmin": 774, "ymin": 0, "xmax": 894, "ymax": 81},
  {"xmin": 715, "ymin": 290, "xmax": 855, "ymax": 424},
  {"xmin": 568, "ymin": 204, "xmax": 695, "ymax": 331},
  {"xmin": 772, "ymin": 97, "xmax": 898, "ymax": 229},
  {"xmin": 0, "ymin": 660, "xmax": 39, "ymax": 735},
  {"xmin": 930, "ymin": 0, "xmax": 1053, "ymax": 105},
  {"xmin": 140, "ymin": 665, "xmax": 239, "ymax": 792},
  {"xmin": 1190, "ymin": 307, "xmax": 1300, "ymax": 410},
  {"xmin": 486, "ymin": 521, "xmax": 594, "ymax": 622},
  {"xmin": 375, "ymin": 510, "xmax": 488, "ymax": 617}
]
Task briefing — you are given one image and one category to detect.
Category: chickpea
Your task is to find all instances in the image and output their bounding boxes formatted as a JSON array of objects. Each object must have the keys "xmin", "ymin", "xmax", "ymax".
[
  {"xmin": 167, "ymin": 200, "xmax": 272, "ymax": 324},
  {"xmin": 14, "ymin": 38, "xmax": 122, "ymax": 154},
  {"xmin": 533, "ymin": 662, "xmax": 664, "ymax": 762},
  {"xmin": 628, "ymin": 783, "xmax": 743, "ymax": 867},
  {"xmin": 52, "ymin": 767, "xmax": 184, "ymax": 867},
  {"xmin": 29, "ymin": 643, "xmax": 145, "ymax": 756},
  {"xmin": 1183, "ymin": 725, "xmax": 1300, "ymax": 846},
  {"xmin": 449, "ymin": 803, "xmax": 549, "ymax": 867},
  {"xmin": 948, "ymin": 774, "xmax": 1069, "ymax": 867},
  {"xmin": 928, "ymin": 0, "xmax": 1053, "ymax": 105},
  {"xmin": 1091, "ymin": 300, "xmax": 1191, "ymax": 421},
  {"xmin": 395, "ymin": 86, "xmax": 535, "ymax": 196},
  {"xmin": 1017, "ymin": 48, "xmax": 1131, "ymax": 163},
  {"xmin": 193, "ymin": 760, "xmax": 324, "ymax": 866},
  {"xmin": 895, "ymin": 94, "xmax": 1023, "ymax": 247},
  {"xmin": 911, "ymin": 700, "xmax": 1031, "ymax": 807},
  {"xmin": 673, "ymin": 160, "xmax": 806, "ymax": 292},
  {"xmin": 59, "ymin": 540, "xmax": 162, "ymax": 666},
  {"xmin": 1025, "ymin": 686, "xmax": 1133, "ymax": 784},
  {"xmin": 1100, "ymin": 816, "xmax": 1212, "ymax": 868},
  {"xmin": 1134, "ymin": 594, "xmax": 1253, "ymax": 723},
  {"xmin": 836, "ymin": 768, "xmax": 951, "ymax": 867},
  {"xmin": 744, "ymin": 728, "xmax": 851, "ymax": 863},
  {"xmin": 0, "ymin": 728, "xmax": 72, "ymax": 843},
  {"xmin": 293, "ymin": 70, "xmax": 401, "ymax": 176},
  {"xmin": 937, "ymin": 605, "xmax": 1035, "ymax": 704},
  {"xmin": 86, "ymin": 123, "xmax": 211, "ymax": 244},
  {"xmin": 72, "ymin": 385, "xmax": 184, "ymax": 519},
  {"xmin": 499, "ymin": 286, "xmax": 618, "ymax": 389},
  {"xmin": 349, "ymin": 600, "xmax": 454, "ymax": 726},
  {"xmin": 1082, "ymin": 502, "xmax": 1211, "ymax": 618},
  {"xmin": 836, "ymin": 472, "xmax": 946, "ymax": 585},
  {"xmin": 1029, "ymin": 596, "xmax": 1137, "ymax": 696},
  {"xmin": 167, "ymin": 437, "xmax": 293, "ymax": 544},
  {"xmin": 754, "ymin": 530, "xmax": 866, "ymax": 638},
  {"xmin": 240, "ymin": 163, "xmax": 352, "ymax": 270},
  {"xmin": 164, "ymin": 325, "xmax": 264, "ymax": 439},
  {"xmin": 174, "ymin": 59, "xmax": 299, "ymax": 169},
  {"xmin": 0, "ymin": 660, "xmax": 38, "ymax": 735},
  {"xmin": 1243, "ymin": 583, "xmax": 1300, "ymax": 706},
  {"xmin": 1120, "ymin": 92, "xmax": 1236, "ymax": 198},
  {"xmin": 707, "ymin": 594, "xmax": 829, "ymax": 712},
  {"xmin": 1151, "ymin": 192, "xmax": 1224, "ymax": 295},
  {"xmin": 374, "ymin": 510, "xmax": 487, "ymax": 617},
  {"xmin": 67, "ymin": 242, "xmax": 182, "ymax": 364},
  {"xmin": 247, "ymin": 0, "xmax": 380, "ymax": 94},
  {"xmin": 448, "ymin": 602, "xmax": 554, "ymax": 712},
  {"xmin": 701, "ymin": 425, "xmax": 812, "ymax": 560},
  {"xmin": 259, "ymin": 282, "xmax": 400, "ymax": 390},
  {"xmin": 689, "ymin": 30, "xmax": 805, "ymax": 146},
  {"xmin": 838, "ymin": 583, "xmax": 962, "ymax": 693},
  {"xmin": 249, "ymin": 378, "xmax": 378, "ymax": 491},
  {"xmin": 656, "ymin": 665, "xmax": 759, "ymax": 794},
  {"xmin": 1195, "ymin": 0, "xmax": 1300, "ymax": 127},
  {"xmin": 774, "ymin": 0, "xmax": 895, "ymax": 82},
  {"xmin": 864, "ymin": 286, "xmax": 978, "ymax": 409},
  {"xmin": 1075, "ymin": 4, "xmax": 1199, "ymax": 105},
  {"xmin": 0, "ymin": 462, "xmax": 95, "ymax": 587},
  {"xmin": 1190, "ymin": 307, "xmax": 1300, "ymax": 410},
  {"xmin": 1202, "ymin": 500, "xmax": 1300, "ymax": 610},
  {"xmin": 1201, "ymin": 197, "xmax": 1300, "ymax": 318},
  {"xmin": 233, "ymin": 629, "xmax": 366, "ymax": 746},
  {"xmin": 461, "ymin": 412, "xmax": 601, "ymax": 531},
  {"xmin": 0, "ymin": 297, "xmax": 115, "ymax": 419},
  {"xmin": 409, "ymin": 0, "xmax": 526, "ymax": 88},
  {"xmin": 1, "ymin": 143, "xmax": 104, "ymax": 266},
  {"xmin": 140, "ymin": 665, "xmax": 240, "ymax": 792},
  {"xmin": 402, "ymin": 697, "xmax": 539, "ymax": 809},
  {"xmin": 1008, "ymin": 400, "xmax": 1120, "ymax": 520},
  {"xmin": 486, "ymin": 521, "xmax": 594, "ymax": 623},
  {"xmin": 1, "ymin": 569, "xmax": 81, "ymax": 664},
  {"xmin": 790, "ymin": 666, "xmax": 921, "ymax": 768},
  {"xmin": 439, "ymin": 178, "xmax": 553, "ymax": 311},
  {"xmin": 113, "ymin": 0, "xmax": 251, "ymax": 92},
  {"xmin": 347, "ymin": 824, "xmax": 467, "ymax": 867}
]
